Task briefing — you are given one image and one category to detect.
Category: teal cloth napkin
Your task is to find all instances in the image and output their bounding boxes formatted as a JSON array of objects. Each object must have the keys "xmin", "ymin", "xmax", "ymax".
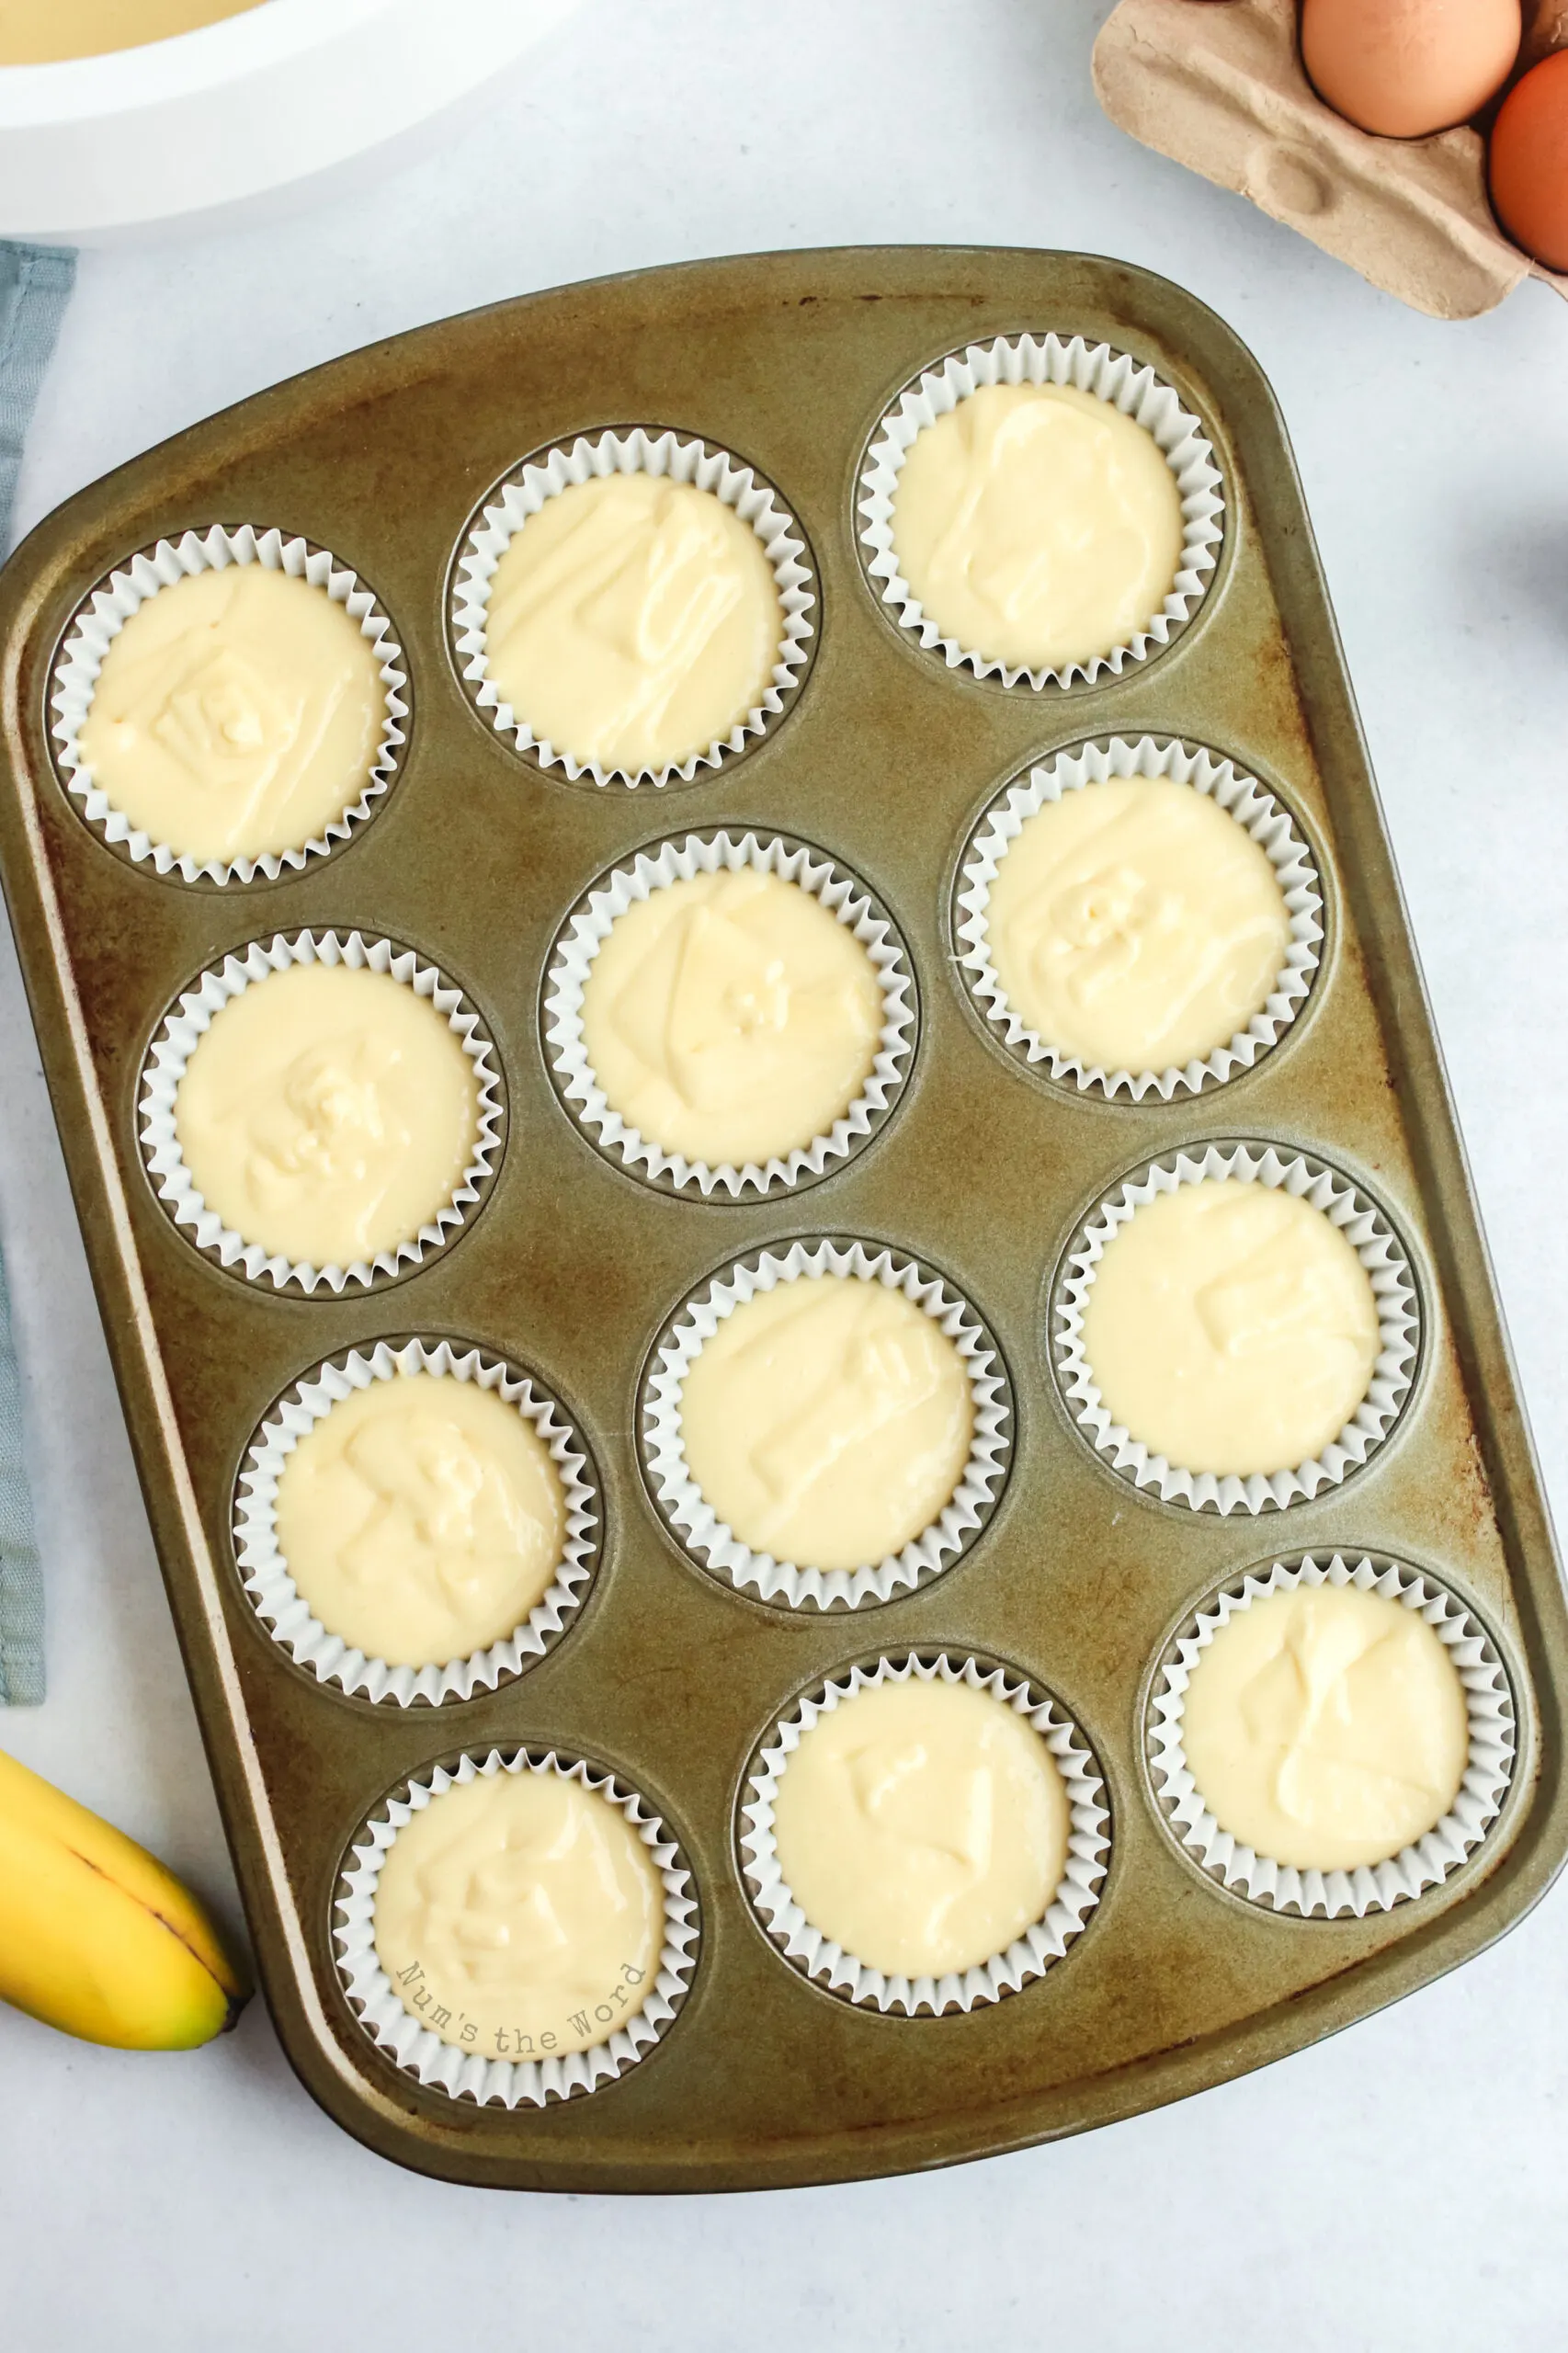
[
  {"xmin": 0, "ymin": 242, "xmax": 74, "ymax": 552},
  {"xmin": 0, "ymin": 1252, "xmax": 42, "ymax": 1705},
  {"xmin": 0, "ymin": 239, "xmax": 74, "ymax": 1699}
]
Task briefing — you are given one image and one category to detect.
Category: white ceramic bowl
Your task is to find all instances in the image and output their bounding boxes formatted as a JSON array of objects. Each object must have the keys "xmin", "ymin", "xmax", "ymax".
[{"xmin": 0, "ymin": 0, "xmax": 585, "ymax": 244}]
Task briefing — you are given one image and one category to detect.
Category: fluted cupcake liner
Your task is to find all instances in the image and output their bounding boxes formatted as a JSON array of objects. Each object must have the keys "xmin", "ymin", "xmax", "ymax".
[
  {"xmin": 334, "ymin": 1748, "xmax": 699, "ymax": 2108},
  {"xmin": 639, "ymin": 1238, "xmax": 1012, "ymax": 1611},
  {"xmin": 450, "ymin": 426, "xmax": 815, "ymax": 786},
  {"xmin": 955, "ymin": 735, "xmax": 1322, "ymax": 1100},
  {"xmin": 1147, "ymin": 1552, "xmax": 1517, "ymax": 1919},
  {"xmin": 543, "ymin": 828, "xmax": 916, "ymax": 1199},
  {"xmin": 1052, "ymin": 1142, "xmax": 1420, "ymax": 1514},
  {"xmin": 857, "ymin": 334, "xmax": 1224, "ymax": 690},
  {"xmin": 234, "ymin": 1338, "xmax": 600, "ymax": 1706},
  {"xmin": 49, "ymin": 525, "xmax": 407, "ymax": 885},
  {"xmin": 740, "ymin": 1652, "xmax": 1109, "ymax": 2013},
  {"xmin": 138, "ymin": 928, "xmax": 504, "ymax": 1295}
]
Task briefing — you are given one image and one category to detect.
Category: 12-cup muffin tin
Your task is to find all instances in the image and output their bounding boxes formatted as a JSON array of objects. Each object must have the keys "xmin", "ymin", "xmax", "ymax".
[{"xmin": 1, "ymin": 248, "xmax": 1565, "ymax": 2190}]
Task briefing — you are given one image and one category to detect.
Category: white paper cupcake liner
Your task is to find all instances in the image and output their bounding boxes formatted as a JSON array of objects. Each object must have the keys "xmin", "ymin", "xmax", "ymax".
[
  {"xmin": 1147, "ymin": 1552, "xmax": 1517, "ymax": 1919},
  {"xmin": 450, "ymin": 426, "xmax": 816, "ymax": 786},
  {"xmin": 138, "ymin": 929, "xmax": 504, "ymax": 1295},
  {"xmin": 640, "ymin": 1239, "xmax": 1012, "ymax": 1611},
  {"xmin": 334, "ymin": 1747, "xmax": 699, "ymax": 2108},
  {"xmin": 49, "ymin": 526, "xmax": 408, "ymax": 886},
  {"xmin": 740, "ymin": 1652, "xmax": 1110, "ymax": 2014},
  {"xmin": 955, "ymin": 735, "xmax": 1323, "ymax": 1101},
  {"xmin": 857, "ymin": 334, "xmax": 1225, "ymax": 690},
  {"xmin": 233, "ymin": 1339, "xmax": 600, "ymax": 1706},
  {"xmin": 543, "ymin": 829, "xmax": 916, "ymax": 1199},
  {"xmin": 1053, "ymin": 1142, "xmax": 1420, "ymax": 1514}
]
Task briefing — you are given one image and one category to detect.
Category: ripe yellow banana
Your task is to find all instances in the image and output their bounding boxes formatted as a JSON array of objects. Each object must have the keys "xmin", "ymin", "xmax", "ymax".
[{"xmin": 0, "ymin": 1745, "xmax": 250, "ymax": 2049}]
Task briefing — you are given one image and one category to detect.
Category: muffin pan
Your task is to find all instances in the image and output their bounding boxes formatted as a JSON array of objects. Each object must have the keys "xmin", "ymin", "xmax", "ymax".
[{"xmin": 0, "ymin": 248, "xmax": 1564, "ymax": 2192}]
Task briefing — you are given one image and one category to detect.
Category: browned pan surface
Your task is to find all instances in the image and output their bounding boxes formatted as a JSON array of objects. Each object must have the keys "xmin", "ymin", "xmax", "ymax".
[{"xmin": 0, "ymin": 248, "xmax": 1562, "ymax": 2191}]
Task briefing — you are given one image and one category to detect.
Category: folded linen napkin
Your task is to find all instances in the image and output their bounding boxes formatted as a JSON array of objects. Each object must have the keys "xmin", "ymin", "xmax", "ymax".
[
  {"xmin": 0, "ymin": 1249, "xmax": 42, "ymax": 1704},
  {"xmin": 0, "ymin": 242, "xmax": 74, "ymax": 551},
  {"xmin": 0, "ymin": 239, "xmax": 75, "ymax": 1701}
]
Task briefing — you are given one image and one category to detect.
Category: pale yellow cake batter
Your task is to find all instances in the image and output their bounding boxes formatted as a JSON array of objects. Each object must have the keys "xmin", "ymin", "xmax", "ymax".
[
  {"xmin": 375, "ymin": 1770, "xmax": 663, "ymax": 2059},
  {"xmin": 1080, "ymin": 1180, "xmax": 1381, "ymax": 1478},
  {"xmin": 0, "ymin": 0, "xmax": 265, "ymax": 63},
  {"xmin": 78, "ymin": 566, "xmax": 385, "ymax": 867},
  {"xmin": 173, "ymin": 961, "xmax": 480, "ymax": 1268},
  {"xmin": 892, "ymin": 382, "xmax": 1184, "ymax": 672},
  {"xmin": 680, "ymin": 1276, "xmax": 973, "ymax": 1572},
  {"xmin": 484, "ymin": 473, "xmax": 783, "ymax": 773},
  {"xmin": 771, "ymin": 1677, "xmax": 1070, "ymax": 1978},
  {"xmin": 579, "ymin": 868, "xmax": 883, "ymax": 1166},
  {"xmin": 986, "ymin": 776, "xmax": 1290, "ymax": 1072},
  {"xmin": 1181, "ymin": 1584, "xmax": 1470, "ymax": 1872},
  {"xmin": 274, "ymin": 1374, "xmax": 566, "ymax": 1668}
]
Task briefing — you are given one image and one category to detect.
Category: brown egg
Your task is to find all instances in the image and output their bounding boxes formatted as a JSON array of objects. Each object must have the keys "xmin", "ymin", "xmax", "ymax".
[
  {"xmin": 1491, "ymin": 51, "xmax": 1568, "ymax": 268},
  {"xmin": 1301, "ymin": 0, "xmax": 1521, "ymax": 138}
]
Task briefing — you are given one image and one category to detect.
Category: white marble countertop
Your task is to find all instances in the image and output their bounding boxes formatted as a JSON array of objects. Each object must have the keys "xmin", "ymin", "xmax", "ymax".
[{"xmin": 4, "ymin": 3, "xmax": 1567, "ymax": 2344}]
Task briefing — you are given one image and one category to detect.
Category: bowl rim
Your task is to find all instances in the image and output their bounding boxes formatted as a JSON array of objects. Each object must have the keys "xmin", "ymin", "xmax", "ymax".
[{"xmin": 0, "ymin": 0, "xmax": 401, "ymax": 127}]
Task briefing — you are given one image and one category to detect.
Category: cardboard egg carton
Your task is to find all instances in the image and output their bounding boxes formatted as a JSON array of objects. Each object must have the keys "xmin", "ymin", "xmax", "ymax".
[{"xmin": 1093, "ymin": 0, "xmax": 1568, "ymax": 319}]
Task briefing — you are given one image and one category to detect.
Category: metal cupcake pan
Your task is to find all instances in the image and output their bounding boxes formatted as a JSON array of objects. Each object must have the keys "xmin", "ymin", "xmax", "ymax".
[{"xmin": 0, "ymin": 249, "xmax": 1563, "ymax": 2193}]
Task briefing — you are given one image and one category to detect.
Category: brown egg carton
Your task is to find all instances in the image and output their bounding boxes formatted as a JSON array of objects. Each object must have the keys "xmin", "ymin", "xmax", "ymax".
[{"xmin": 1094, "ymin": 0, "xmax": 1568, "ymax": 319}]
